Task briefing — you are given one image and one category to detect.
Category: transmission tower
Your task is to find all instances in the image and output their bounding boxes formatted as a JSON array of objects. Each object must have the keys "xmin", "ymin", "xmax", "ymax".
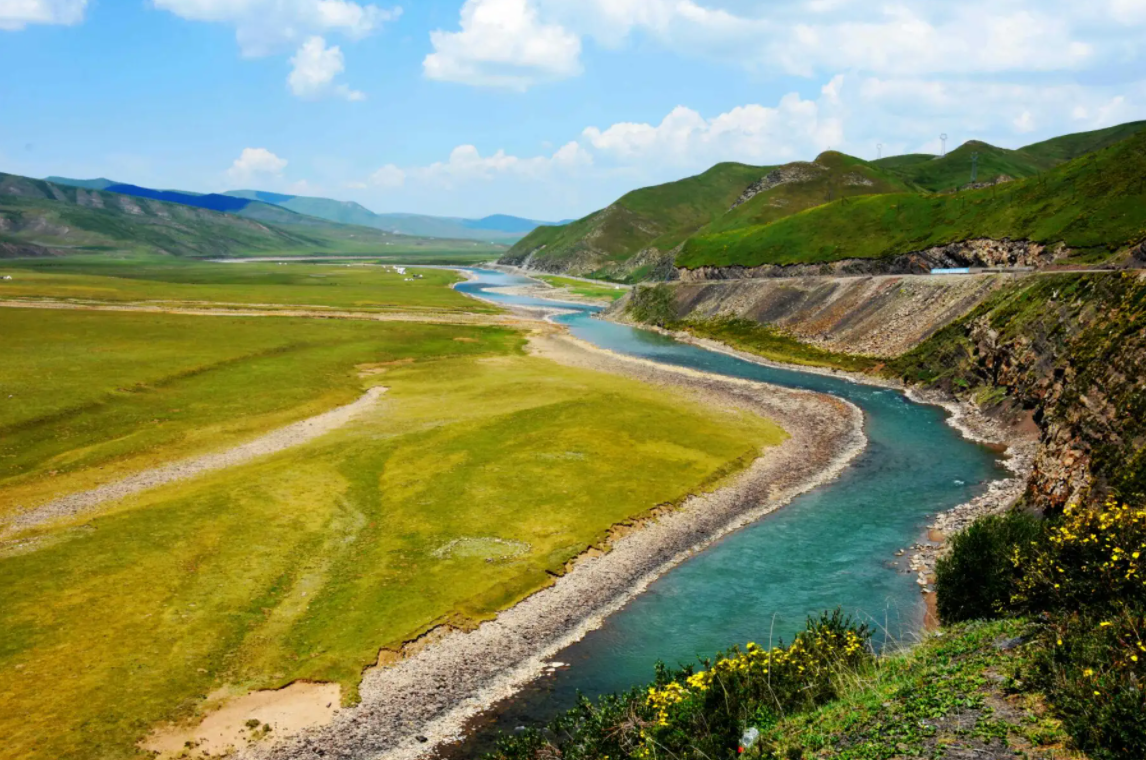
[
  {"xmin": 971, "ymin": 152, "xmax": 980, "ymax": 183},
  {"xmin": 940, "ymin": 133, "xmax": 948, "ymax": 157},
  {"xmin": 877, "ymin": 143, "xmax": 883, "ymax": 160}
]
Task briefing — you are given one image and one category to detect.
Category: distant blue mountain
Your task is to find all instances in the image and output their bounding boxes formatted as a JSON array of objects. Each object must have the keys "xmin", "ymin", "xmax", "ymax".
[
  {"xmin": 47, "ymin": 176, "xmax": 567, "ymax": 240},
  {"xmin": 104, "ymin": 184, "xmax": 255, "ymax": 214},
  {"xmin": 462, "ymin": 214, "xmax": 551, "ymax": 234}
]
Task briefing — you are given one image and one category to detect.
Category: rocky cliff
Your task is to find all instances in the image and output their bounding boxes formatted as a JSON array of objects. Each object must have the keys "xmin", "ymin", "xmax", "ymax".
[
  {"xmin": 890, "ymin": 272, "xmax": 1146, "ymax": 512},
  {"xmin": 615, "ymin": 273, "xmax": 1008, "ymax": 357},
  {"xmin": 619, "ymin": 271, "xmax": 1146, "ymax": 514}
]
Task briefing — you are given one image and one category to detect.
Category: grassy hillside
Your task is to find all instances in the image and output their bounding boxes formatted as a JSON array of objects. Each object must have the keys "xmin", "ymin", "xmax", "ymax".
[
  {"xmin": 1020, "ymin": 120, "xmax": 1146, "ymax": 165},
  {"xmin": 503, "ymin": 121, "xmax": 1146, "ymax": 281},
  {"xmin": 502, "ymin": 162, "xmax": 771, "ymax": 279},
  {"xmin": 694, "ymin": 152, "xmax": 910, "ymax": 237},
  {"xmin": 678, "ymin": 130, "xmax": 1146, "ymax": 269},
  {"xmin": 876, "ymin": 140, "xmax": 1049, "ymax": 192},
  {"xmin": 0, "ymin": 173, "xmax": 504, "ymax": 259},
  {"xmin": 874, "ymin": 122, "xmax": 1146, "ymax": 193}
]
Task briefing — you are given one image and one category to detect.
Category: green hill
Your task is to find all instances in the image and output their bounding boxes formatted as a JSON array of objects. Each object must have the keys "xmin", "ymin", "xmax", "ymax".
[
  {"xmin": 500, "ymin": 121, "xmax": 1146, "ymax": 281},
  {"xmin": 0, "ymin": 173, "xmax": 503, "ymax": 259},
  {"xmin": 693, "ymin": 151, "xmax": 911, "ymax": 237},
  {"xmin": 677, "ymin": 130, "xmax": 1146, "ymax": 270},
  {"xmin": 875, "ymin": 140, "xmax": 1048, "ymax": 192},
  {"xmin": 502, "ymin": 162, "xmax": 773, "ymax": 279},
  {"xmin": 1019, "ymin": 120, "xmax": 1146, "ymax": 165},
  {"xmin": 873, "ymin": 122, "xmax": 1146, "ymax": 193}
]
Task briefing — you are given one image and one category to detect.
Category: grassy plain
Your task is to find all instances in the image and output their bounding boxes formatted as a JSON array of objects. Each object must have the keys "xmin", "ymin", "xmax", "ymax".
[
  {"xmin": 536, "ymin": 274, "xmax": 628, "ymax": 302},
  {"xmin": 0, "ymin": 307, "xmax": 513, "ymax": 515},
  {"xmin": 0, "ymin": 310, "xmax": 785, "ymax": 759},
  {"xmin": 0, "ymin": 258, "xmax": 492, "ymax": 312}
]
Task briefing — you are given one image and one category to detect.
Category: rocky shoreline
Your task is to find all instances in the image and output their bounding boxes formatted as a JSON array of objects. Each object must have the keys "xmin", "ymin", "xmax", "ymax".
[{"xmin": 240, "ymin": 326, "xmax": 868, "ymax": 760}]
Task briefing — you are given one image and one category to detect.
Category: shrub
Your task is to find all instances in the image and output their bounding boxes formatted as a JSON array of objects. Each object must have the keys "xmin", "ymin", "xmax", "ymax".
[
  {"xmin": 626, "ymin": 284, "xmax": 678, "ymax": 326},
  {"xmin": 935, "ymin": 510, "xmax": 1042, "ymax": 623},
  {"xmin": 1032, "ymin": 609, "xmax": 1146, "ymax": 760},
  {"xmin": 1012, "ymin": 499, "xmax": 1146, "ymax": 616}
]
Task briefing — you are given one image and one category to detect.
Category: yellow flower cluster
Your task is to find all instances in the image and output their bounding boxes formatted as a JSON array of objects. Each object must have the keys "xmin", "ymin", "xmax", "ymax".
[
  {"xmin": 1014, "ymin": 499, "xmax": 1146, "ymax": 604},
  {"xmin": 643, "ymin": 628, "xmax": 866, "ymax": 727}
]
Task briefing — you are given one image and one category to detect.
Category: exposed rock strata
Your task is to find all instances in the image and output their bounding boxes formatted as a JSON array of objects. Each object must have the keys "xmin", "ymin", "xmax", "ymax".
[
  {"xmin": 729, "ymin": 163, "xmax": 827, "ymax": 210},
  {"xmin": 613, "ymin": 273, "xmax": 1009, "ymax": 357},
  {"xmin": 677, "ymin": 238, "xmax": 1065, "ymax": 281}
]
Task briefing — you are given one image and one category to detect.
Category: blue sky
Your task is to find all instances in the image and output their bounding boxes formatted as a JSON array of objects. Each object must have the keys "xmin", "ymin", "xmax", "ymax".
[{"xmin": 1, "ymin": 0, "xmax": 1145, "ymax": 220}]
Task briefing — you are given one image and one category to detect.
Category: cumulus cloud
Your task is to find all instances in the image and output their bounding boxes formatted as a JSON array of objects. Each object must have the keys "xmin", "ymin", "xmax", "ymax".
[
  {"xmin": 424, "ymin": 0, "xmax": 581, "ymax": 89},
  {"xmin": 425, "ymin": 0, "xmax": 1132, "ymax": 88},
  {"xmin": 412, "ymin": 141, "xmax": 592, "ymax": 185},
  {"xmin": 584, "ymin": 86, "xmax": 844, "ymax": 167},
  {"xmin": 226, "ymin": 148, "xmax": 289, "ymax": 185},
  {"xmin": 368, "ymin": 164, "xmax": 406, "ymax": 188},
  {"xmin": 0, "ymin": 0, "xmax": 87, "ymax": 31},
  {"xmin": 152, "ymin": 0, "xmax": 401, "ymax": 56},
  {"xmin": 288, "ymin": 36, "xmax": 365, "ymax": 100}
]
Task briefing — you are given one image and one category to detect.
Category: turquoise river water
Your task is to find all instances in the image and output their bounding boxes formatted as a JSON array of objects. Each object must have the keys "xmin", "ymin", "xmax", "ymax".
[{"xmin": 445, "ymin": 268, "xmax": 1006, "ymax": 756}]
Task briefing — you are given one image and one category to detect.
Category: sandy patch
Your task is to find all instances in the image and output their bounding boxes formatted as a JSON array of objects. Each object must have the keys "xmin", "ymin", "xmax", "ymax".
[{"xmin": 144, "ymin": 682, "xmax": 341, "ymax": 758}]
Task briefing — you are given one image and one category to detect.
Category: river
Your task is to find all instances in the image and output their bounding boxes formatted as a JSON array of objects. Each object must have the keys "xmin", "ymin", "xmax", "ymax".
[{"xmin": 445, "ymin": 268, "xmax": 1006, "ymax": 757}]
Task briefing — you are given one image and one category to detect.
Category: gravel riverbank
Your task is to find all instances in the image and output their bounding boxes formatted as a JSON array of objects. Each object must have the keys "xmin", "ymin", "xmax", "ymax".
[
  {"xmin": 620, "ymin": 322, "xmax": 1037, "ymax": 594},
  {"xmin": 239, "ymin": 328, "xmax": 867, "ymax": 760}
]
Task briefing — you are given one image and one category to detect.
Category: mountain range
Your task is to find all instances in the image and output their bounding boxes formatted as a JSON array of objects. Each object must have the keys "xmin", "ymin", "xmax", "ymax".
[
  {"xmin": 0, "ymin": 173, "xmax": 505, "ymax": 260},
  {"xmin": 502, "ymin": 120, "xmax": 1146, "ymax": 281},
  {"xmin": 44, "ymin": 179, "xmax": 559, "ymax": 242}
]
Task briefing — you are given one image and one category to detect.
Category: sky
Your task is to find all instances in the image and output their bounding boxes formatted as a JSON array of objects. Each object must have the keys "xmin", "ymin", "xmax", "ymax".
[{"xmin": 1, "ymin": 0, "xmax": 1144, "ymax": 221}]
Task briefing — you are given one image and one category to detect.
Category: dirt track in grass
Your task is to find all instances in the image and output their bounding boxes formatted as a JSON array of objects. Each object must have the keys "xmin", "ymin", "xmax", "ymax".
[{"xmin": 2, "ymin": 387, "xmax": 390, "ymax": 536}]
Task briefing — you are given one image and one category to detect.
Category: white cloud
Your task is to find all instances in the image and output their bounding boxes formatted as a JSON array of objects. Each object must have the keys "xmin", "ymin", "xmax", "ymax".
[
  {"xmin": 425, "ymin": 1, "xmax": 1136, "ymax": 89},
  {"xmin": 1110, "ymin": 0, "xmax": 1146, "ymax": 23},
  {"xmin": 152, "ymin": 0, "xmax": 401, "ymax": 56},
  {"xmin": 1013, "ymin": 111, "xmax": 1035, "ymax": 134},
  {"xmin": 0, "ymin": 0, "xmax": 87, "ymax": 30},
  {"xmin": 358, "ymin": 141, "xmax": 591, "ymax": 194},
  {"xmin": 369, "ymin": 164, "xmax": 406, "ymax": 188},
  {"xmin": 583, "ymin": 92, "xmax": 843, "ymax": 167},
  {"xmin": 414, "ymin": 141, "xmax": 592, "ymax": 184},
  {"xmin": 288, "ymin": 36, "xmax": 365, "ymax": 100},
  {"xmin": 226, "ymin": 148, "xmax": 289, "ymax": 185},
  {"xmin": 424, "ymin": 0, "xmax": 581, "ymax": 89}
]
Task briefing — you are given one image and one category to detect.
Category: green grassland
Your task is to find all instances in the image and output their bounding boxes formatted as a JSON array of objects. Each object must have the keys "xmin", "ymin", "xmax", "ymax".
[
  {"xmin": 0, "ymin": 310, "xmax": 785, "ymax": 760},
  {"xmin": 0, "ymin": 173, "xmax": 506, "ymax": 260},
  {"xmin": 537, "ymin": 275, "xmax": 628, "ymax": 302},
  {"xmin": 0, "ymin": 306, "xmax": 513, "ymax": 516},
  {"xmin": 678, "ymin": 130, "xmax": 1146, "ymax": 269},
  {"xmin": 0, "ymin": 258, "xmax": 492, "ymax": 313}
]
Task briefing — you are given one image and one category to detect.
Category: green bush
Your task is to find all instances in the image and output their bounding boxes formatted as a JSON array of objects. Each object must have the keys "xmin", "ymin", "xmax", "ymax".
[
  {"xmin": 626, "ymin": 284, "xmax": 678, "ymax": 326},
  {"xmin": 1013, "ymin": 499, "xmax": 1146, "ymax": 617},
  {"xmin": 1032, "ymin": 609, "xmax": 1146, "ymax": 760},
  {"xmin": 935, "ymin": 510, "xmax": 1042, "ymax": 623}
]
